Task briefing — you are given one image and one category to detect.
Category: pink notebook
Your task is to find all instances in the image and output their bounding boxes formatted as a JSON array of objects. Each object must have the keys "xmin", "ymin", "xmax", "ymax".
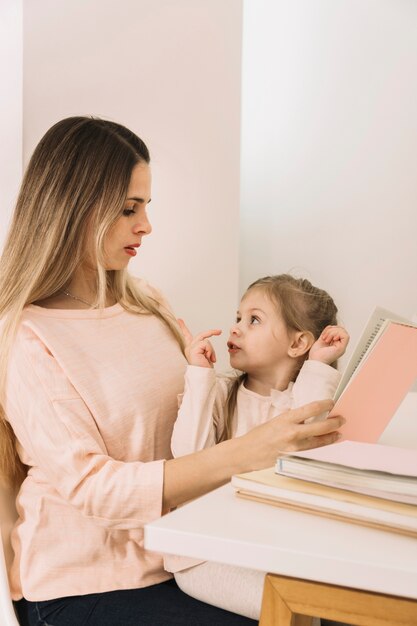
[
  {"xmin": 328, "ymin": 322, "xmax": 417, "ymax": 443},
  {"xmin": 286, "ymin": 440, "xmax": 417, "ymax": 477}
]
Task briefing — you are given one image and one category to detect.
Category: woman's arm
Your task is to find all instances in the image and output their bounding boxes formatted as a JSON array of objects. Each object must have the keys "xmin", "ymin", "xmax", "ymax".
[
  {"xmin": 163, "ymin": 398, "xmax": 343, "ymax": 510},
  {"xmin": 7, "ymin": 326, "xmax": 343, "ymax": 522},
  {"xmin": 6, "ymin": 328, "xmax": 167, "ymax": 529}
]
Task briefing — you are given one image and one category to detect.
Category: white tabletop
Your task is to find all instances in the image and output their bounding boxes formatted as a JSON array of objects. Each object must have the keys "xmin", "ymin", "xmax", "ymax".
[{"xmin": 144, "ymin": 482, "xmax": 417, "ymax": 600}]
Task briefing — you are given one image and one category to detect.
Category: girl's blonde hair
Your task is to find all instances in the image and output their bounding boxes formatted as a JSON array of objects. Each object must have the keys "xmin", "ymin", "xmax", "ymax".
[
  {"xmin": 219, "ymin": 274, "xmax": 338, "ymax": 442},
  {"xmin": 0, "ymin": 116, "xmax": 184, "ymax": 489}
]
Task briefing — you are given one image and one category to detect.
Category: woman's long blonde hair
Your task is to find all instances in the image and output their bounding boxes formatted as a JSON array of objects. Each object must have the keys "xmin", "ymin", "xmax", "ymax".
[
  {"xmin": 0, "ymin": 116, "xmax": 184, "ymax": 489},
  {"xmin": 219, "ymin": 274, "xmax": 338, "ymax": 442}
]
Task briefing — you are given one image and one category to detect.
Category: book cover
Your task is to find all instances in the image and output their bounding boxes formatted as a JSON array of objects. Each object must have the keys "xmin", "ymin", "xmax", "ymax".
[
  {"xmin": 329, "ymin": 321, "xmax": 417, "ymax": 442},
  {"xmin": 333, "ymin": 306, "xmax": 414, "ymax": 402}
]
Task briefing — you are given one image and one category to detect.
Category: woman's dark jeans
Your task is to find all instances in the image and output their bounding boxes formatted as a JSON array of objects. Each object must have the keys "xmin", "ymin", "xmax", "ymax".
[{"xmin": 14, "ymin": 578, "xmax": 257, "ymax": 626}]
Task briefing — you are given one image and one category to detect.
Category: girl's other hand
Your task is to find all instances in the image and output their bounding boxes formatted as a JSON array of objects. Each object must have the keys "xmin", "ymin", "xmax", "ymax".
[
  {"xmin": 177, "ymin": 318, "xmax": 222, "ymax": 368},
  {"xmin": 309, "ymin": 325, "xmax": 350, "ymax": 365}
]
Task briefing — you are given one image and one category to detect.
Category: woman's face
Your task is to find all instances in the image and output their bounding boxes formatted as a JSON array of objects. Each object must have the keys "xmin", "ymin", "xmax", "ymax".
[{"xmin": 103, "ymin": 162, "xmax": 152, "ymax": 270}]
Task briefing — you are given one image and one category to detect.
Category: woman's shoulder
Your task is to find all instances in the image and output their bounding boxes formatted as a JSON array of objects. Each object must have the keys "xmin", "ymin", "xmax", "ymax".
[
  {"xmin": 129, "ymin": 275, "xmax": 172, "ymax": 310},
  {"xmin": 134, "ymin": 277, "xmax": 162, "ymax": 298}
]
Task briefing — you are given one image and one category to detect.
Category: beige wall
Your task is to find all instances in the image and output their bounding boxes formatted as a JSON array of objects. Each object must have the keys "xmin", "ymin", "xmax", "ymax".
[
  {"xmin": 241, "ymin": 0, "xmax": 417, "ymax": 364},
  {"xmin": 23, "ymin": 0, "xmax": 242, "ymax": 369},
  {"xmin": 0, "ymin": 0, "xmax": 22, "ymax": 250}
]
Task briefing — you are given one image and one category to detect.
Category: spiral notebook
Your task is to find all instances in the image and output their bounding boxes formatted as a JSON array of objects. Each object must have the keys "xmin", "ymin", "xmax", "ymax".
[{"xmin": 328, "ymin": 307, "xmax": 417, "ymax": 443}]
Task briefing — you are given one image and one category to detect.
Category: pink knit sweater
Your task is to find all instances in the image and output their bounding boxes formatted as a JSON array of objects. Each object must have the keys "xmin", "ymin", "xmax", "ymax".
[{"xmin": 5, "ymin": 290, "xmax": 185, "ymax": 601}]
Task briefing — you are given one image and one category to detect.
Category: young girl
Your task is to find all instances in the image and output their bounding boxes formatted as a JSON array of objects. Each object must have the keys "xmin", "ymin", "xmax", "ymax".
[
  {"xmin": 169, "ymin": 274, "xmax": 349, "ymax": 620},
  {"xmin": 0, "ymin": 117, "xmax": 345, "ymax": 626}
]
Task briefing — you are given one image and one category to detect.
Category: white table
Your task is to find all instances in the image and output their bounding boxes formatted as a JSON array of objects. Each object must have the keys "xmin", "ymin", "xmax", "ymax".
[{"xmin": 145, "ymin": 483, "xmax": 417, "ymax": 625}]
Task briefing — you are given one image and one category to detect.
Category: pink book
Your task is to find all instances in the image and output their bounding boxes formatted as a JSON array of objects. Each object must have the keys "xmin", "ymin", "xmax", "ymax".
[
  {"xmin": 275, "ymin": 440, "xmax": 417, "ymax": 504},
  {"xmin": 328, "ymin": 321, "xmax": 417, "ymax": 443},
  {"xmin": 283, "ymin": 440, "xmax": 417, "ymax": 477}
]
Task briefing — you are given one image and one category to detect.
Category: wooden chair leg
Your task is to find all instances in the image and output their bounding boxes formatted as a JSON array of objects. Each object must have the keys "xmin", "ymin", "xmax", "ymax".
[{"xmin": 259, "ymin": 575, "xmax": 313, "ymax": 626}]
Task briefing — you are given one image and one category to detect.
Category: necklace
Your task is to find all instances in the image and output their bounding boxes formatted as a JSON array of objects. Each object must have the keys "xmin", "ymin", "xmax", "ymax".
[{"xmin": 61, "ymin": 289, "xmax": 93, "ymax": 307}]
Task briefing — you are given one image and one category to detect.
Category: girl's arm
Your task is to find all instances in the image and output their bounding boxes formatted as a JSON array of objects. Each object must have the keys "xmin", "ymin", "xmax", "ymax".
[
  {"xmin": 163, "ymin": 398, "xmax": 344, "ymax": 510},
  {"xmin": 171, "ymin": 366, "xmax": 228, "ymax": 457},
  {"xmin": 290, "ymin": 325, "xmax": 349, "ymax": 409},
  {"xmin": 171, "ymin": 320, "xmax": 227, "ymax": 456},
  {"xmin": 291, "ymin": 359, "xmax": 341, "ymax": 407}
]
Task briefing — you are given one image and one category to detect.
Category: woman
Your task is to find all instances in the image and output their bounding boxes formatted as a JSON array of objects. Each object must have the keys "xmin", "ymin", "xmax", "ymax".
[{"xmin": 0, "ymin": 116, "xmax": 344, "ymax": 625}]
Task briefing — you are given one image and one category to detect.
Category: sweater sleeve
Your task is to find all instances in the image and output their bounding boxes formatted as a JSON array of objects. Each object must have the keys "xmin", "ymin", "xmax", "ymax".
[
  {"xmin": 290, "ymin": 359, "xmax": 341, "ymax": 408},
  {"xmin": 170, "ymin": 365, "xmax": 228, "ymax": 457},
  {"xmin": 6, "ymin": 327, "xmax": 165, "ymax": 530}
]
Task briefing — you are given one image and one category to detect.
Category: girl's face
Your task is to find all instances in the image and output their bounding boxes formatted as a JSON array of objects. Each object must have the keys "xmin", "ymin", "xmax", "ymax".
[
  {"xmin": 227, "ymin": 288, "xmax": 295, "ymax": 375},
  {"xmin": 103, "ymin": 162, "xmax": 152, "ymax": 270}
]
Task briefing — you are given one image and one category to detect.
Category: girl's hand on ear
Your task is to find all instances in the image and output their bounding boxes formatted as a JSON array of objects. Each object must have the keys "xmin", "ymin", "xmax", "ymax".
[
  {"xmin": 177, "ymin": 319, "xmax": 222, "ymax": 368},
  {"xmin": 309, "ymin": 325, "xmax": 350, "ymax": 365}
]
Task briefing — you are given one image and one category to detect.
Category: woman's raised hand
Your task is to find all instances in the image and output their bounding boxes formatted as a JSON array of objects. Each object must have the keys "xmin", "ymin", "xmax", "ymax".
[
  {"xmin": 238, "ymin": 399, "xmax": 345, "ymax": 471},
  {"xmin": 177, "ymin": 318, "xmax": 222, "ymax": 368}
]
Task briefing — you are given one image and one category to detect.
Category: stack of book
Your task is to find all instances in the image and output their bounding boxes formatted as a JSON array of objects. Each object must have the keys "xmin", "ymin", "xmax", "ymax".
[
  {"xmin": 231, "ymin": 306, "xmax": 417, "ymax": 536},
  {"xmin": 231, "ymin": 441, "xmax": 417, "ymax": 536}
]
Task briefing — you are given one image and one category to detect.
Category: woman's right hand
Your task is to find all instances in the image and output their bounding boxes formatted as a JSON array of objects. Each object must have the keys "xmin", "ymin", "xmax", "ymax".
[
  {"xmin": 164, "ymin": 399, "xmax": 344, "ymax": 510},
  {"xmin": 237, "ymin": 399, "xmax": 344, "ymax": 471}
]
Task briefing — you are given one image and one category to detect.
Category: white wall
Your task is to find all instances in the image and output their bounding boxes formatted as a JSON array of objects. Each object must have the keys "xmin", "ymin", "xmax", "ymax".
[
  {"xmin": 23, "ymin": 0, "xmax": 242, "ymax": 369},
  {"xmin": 9, "ymin": 0, "xmax": 417, "ymax": 385},
  {"xmin": 0, "ymin": 0, "xmax": 22, "ymax": 250},
  {"xmin": 241, "ymin": 0, "xmax": 417, "ymax": 368}
]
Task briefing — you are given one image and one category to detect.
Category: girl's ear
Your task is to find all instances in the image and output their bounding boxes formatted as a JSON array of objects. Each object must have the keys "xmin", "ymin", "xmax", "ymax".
[{"xmin": 288, "ymin": 331, "xmax": 315, "ymax": 358}]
